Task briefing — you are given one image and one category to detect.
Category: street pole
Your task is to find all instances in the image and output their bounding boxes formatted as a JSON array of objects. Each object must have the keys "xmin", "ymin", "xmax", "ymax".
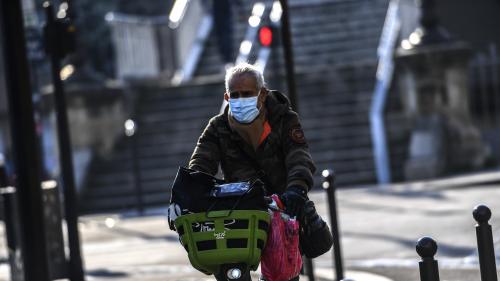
[
  {"xmin": 125, "ymin": 119, "xmax": 144, "ymax": 215},
  {"xmin": 1, "ymin": 164, "xmax": 23, "ymax": 281},
  {"xmin": 322, "ymin": 169, "xmax": 345, "ymax": 281},
  {"xmin": 43, "ymin": 2, "xmax": 85, "ymax": 280},
  {"xmin": 0, "ymin": 0, "xmax": 50, "ymax": 280},
  {"xmin": 278, "ymin": 0, "xmax": 299, "ymax": 112}
]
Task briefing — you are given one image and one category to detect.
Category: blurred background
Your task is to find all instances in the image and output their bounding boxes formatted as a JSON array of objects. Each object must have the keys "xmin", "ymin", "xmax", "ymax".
[
  {"xmin": 0, "ymin": 0, "xmax": 500, "ymax": 280},
  {"xmin": 2, "ymin": 0, "xmax": 499, "ymax": 213}
]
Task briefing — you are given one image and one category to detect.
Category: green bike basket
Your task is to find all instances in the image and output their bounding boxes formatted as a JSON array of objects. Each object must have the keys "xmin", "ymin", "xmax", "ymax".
[{"xmin": 174, "ymin": 210, "xmax": 270, "ymax": 275}]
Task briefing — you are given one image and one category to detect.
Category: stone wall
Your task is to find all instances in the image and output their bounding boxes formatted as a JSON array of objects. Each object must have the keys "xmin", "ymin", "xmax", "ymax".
[{"xmin": 40, "ymin": 83, "xmax": 129, "ymax": 190}]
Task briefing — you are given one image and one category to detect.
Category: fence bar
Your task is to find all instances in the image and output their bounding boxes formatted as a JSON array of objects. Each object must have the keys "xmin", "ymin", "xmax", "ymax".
[
  {"xmin": 473, "ymin": 205, "xmax": 498, "ymax": 281},
  {"xmin": 489, "ymin": 44, "xmax": 500, "ymax": 123},
  {"xmin": 322, "ymin": 169, "xmax": 344, "ymax": 281},
  {"xmin": 416, "ymin": 237, "xmax": 440, "ymax": 281},
  {"xmin": 477, "ymin": 54, "xmax": 491, "ymax": 123},
  {"xmin": 132, "ymin": 125, "xmax": 143, "ymax": 215},
  {"xmin": 279, "ymin": 0, "xmax": 299, "ymax": 112}
]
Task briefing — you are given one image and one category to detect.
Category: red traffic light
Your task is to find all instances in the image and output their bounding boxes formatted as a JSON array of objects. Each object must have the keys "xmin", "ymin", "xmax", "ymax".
[{"xmin": 259, "ymin": 26, "xmax": 273, "ymax": 47}]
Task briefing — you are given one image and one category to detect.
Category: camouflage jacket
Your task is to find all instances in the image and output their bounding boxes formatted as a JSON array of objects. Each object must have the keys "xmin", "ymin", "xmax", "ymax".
[{"xmin": 188, "ymin": 91, "xmax": 316, "ymax": 195}]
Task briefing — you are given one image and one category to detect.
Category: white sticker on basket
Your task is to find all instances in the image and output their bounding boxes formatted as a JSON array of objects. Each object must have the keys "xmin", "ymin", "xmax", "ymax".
[{"xmin": 214, "ymin": 231, "xmax": 226, "ymax": 240}]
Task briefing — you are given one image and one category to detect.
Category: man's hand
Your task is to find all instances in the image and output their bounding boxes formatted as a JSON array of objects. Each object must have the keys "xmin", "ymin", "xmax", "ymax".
[{"xmin": 280, "ymin": 186, "xmax": 307, "ymax": 218}]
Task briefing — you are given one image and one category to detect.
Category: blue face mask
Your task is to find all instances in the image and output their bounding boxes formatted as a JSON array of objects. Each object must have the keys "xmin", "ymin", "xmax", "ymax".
[{"xmin": 229, "ymin": 94, "xmax": 260, "ymax": 124}]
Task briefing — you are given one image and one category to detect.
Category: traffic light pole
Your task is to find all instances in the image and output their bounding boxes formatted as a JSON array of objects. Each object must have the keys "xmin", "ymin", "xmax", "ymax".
[
  {"xmin": 0, "ymin": 0, "xmax": 50, "ymax": 280},
  {"xmin": 279, "ymin": 1, "xmax": 316, "ymax": 279},
  {"xmin": 279, "ymin": 0, "xmax": 299, "ymax": 112},
  {"xmin": 44, "ymin": 3, "xmax": 85, "ymax": 281}
]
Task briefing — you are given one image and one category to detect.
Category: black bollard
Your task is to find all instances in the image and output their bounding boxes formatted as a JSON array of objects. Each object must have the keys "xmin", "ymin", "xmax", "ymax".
[
  {"xmin": 322, "ymin": 169, "xmax": 344, "ymax": 281},
  {"xmin": 416, "ymin": 237, "xmax": 440, "ymax": 281},
  {"xmin": 125, "ymin": 119, "xmax": 144, "ymax": 215},
  {"xmin": 304, "ymin": 257, "xmax": 315, "ymax": 281},
  {"xmin": 473, "ymin": 205, "xmax": 498, "ymax": 281}
]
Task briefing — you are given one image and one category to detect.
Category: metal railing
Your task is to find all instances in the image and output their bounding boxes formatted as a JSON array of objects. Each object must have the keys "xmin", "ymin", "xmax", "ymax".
[
  {"xmin": 170, "ymin": 0, "xmax": 213, "ymax": 84},
  {"xmin": 369, "ymin": 0, "xmax": 401, "ymax": 185},
  {"xmin": 469, "ymin": 44, "xmax": 500, "ymax": 129},
  {"xmin": 106, "ymin": 13, "xmax": 167, "ymax": 80},
  {"xmin": 106, "ymin": 0, "xmax": 212, "ymax": 83}
]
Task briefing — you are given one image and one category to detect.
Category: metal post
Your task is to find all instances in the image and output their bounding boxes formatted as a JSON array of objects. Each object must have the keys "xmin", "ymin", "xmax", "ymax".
[
  {"xmin": 473, "ymin": 205, "xmax": 498, "ymax": 281},
  {"xmin": 0, "ymin": 165, "xmax": 23, "ymax": 281},
  {"xmin": 0, "ymin": 161, "xmax": 6, "ymax": 187},
  {"xmin": 125, "ymin": 119, "xmax": 143, "ymax": 215},
  {"xmin": 43, "ymin": 2, "xmax": 85, "ymax": 280},
  {"xmin": 322, "ymin": 169, "xmax": 344, "ymax": 281},
  {"xmin": 0, "ymin": 0, "xmax": 50, "ymax": 279},
  {"xmin": 278, "ymin": 0, "xmax": 299, "ymax": 112},
  {"xmin": 1, "ymin": 187, "xmax": 23, "ymax": 281},
  {"xmin": 416, "ymin": 237, "xmax": 440, "ymax": 281},
  {"xmin": 304, "ymin": 257, "xmax": 315, "ymax": 281}
]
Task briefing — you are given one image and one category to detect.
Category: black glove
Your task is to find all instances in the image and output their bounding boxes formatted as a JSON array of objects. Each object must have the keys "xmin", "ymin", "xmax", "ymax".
[{"xmin": 280, "ymin": 186, "xmax": 307, "ymax": 218}]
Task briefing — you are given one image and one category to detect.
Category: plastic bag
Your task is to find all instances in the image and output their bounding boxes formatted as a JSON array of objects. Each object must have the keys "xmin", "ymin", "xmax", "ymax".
[
  {"xmin": 261, "ymin": 195, "xmax": 302, "ymax": 281},
  {"xmin": 210, "ymin": 182, "xmax": 250, "ymax": 197}
]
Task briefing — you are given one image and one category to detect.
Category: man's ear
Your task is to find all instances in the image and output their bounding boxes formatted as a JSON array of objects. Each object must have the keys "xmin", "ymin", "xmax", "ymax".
[{"xmin": 224, "ymin": 92, "xmax": 229, "ymax": 101}]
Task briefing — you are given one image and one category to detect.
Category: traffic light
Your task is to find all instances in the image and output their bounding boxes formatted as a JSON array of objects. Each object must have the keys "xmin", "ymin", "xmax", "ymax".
[
  {"xmin": 259, "ymin": 26, "xmax": 273, "ymax": 47},
  {"xmin": 259, "ymin": 24, "xmax": 281, "ymax": 48},
  {"xmin": 43, "ymin": 3, "xmax": 76, "ymax": 59}
]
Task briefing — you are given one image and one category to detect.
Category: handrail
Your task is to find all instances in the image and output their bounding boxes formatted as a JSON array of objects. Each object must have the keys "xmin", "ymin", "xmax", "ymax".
[
  {"xmin": 168, "ymin": 0, "xmax": 189, "ymax": 28},
  {"xmin": 369, "ymin": 0, "xmax": 401, "ymax": 184},
  {"xmin": 105, "ymin": 12, "xmax": 167, "ymax": 25},
  {"xmin": 171, "ymin": 14, "xmax": 213, "ymax": 85},
  {"xmin": 171, "ymin": 0, "xmax": 213, "ymax": 85}
]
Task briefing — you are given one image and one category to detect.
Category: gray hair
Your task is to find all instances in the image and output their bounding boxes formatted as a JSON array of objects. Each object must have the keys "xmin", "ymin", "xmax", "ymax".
[{"xmin": 225, "ymin": 63, "xmax": 265, "ymax": 93}]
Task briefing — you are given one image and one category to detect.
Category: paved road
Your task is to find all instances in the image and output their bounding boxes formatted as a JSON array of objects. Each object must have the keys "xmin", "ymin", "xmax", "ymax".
[{"xmin": 0, "ymin": 173, "xmax": 499, "ymax": 280}]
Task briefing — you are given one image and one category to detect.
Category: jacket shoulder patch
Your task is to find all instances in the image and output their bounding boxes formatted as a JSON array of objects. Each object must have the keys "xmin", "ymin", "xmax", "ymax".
[{"xmin": 289, "ymin": 125, "xmax": 306, "ymax": 144}]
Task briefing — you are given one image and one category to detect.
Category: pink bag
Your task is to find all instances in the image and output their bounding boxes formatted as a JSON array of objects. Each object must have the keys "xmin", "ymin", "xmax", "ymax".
[{"xmin": 261, "ymin": 195, "xmax": 302, "ymax": 281}]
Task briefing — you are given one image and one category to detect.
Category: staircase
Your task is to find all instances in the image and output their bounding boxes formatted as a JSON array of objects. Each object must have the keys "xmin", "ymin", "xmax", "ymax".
[
  {"xmin": 80, "ymin": 0, "xmax": 389, "ymax": 213},
  {"xmin": 80, "ymin": 82, "xmax": 224, "ymax": 213},
  {"xmin": 290, "ymin": 64, "xmax": 380, "ymax": 185},
  {"xmin": 273, "ymin": 0, "xmax": 389, "ymax": 184}
]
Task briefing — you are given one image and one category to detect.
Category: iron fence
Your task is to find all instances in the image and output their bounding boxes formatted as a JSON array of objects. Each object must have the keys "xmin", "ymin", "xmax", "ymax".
[{"xmin": 469, "ymin": 44, "xmax": 500, "ymax": 128}]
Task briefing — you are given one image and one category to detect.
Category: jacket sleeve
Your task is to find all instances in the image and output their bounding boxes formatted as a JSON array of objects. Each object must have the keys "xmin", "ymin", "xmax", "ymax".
[
  {"xmin": 281, "ymin": 111, "xmax": 317, "ymax": 192},
  {"xmin": 188, "ymin": 117, "xmax": 221, "ymax": 175}
]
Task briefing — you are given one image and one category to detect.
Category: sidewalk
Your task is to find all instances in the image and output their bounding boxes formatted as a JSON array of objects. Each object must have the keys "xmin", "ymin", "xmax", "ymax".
[{"xmin": 1, "ymin": 172, "xmax": 500, "ymax": 280}]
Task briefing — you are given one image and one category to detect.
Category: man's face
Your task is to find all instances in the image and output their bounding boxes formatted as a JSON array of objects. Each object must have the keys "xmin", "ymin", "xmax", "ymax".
[{"xmin": 224, "ymin": 74, "xmax": 267, "ymax": 107}]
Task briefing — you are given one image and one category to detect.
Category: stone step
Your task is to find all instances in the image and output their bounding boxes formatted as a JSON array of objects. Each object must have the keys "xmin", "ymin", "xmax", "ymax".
[
  {"xmin": 81, "ymin": 0, "xmax": 391, "ymax": 213},
  {"xmin": 80, "ymin": 190, "xmax": 170, "ymax": 214}
]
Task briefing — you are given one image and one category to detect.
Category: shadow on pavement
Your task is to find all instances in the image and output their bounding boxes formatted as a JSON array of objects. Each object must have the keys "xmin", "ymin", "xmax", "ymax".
[
  {"xmin": 87, "ymin": 268, "xmax": 129, "ymax": 277},
  {"xmin": 344, "ymin": 231, "xmax": 475, "ymax": 257}
]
